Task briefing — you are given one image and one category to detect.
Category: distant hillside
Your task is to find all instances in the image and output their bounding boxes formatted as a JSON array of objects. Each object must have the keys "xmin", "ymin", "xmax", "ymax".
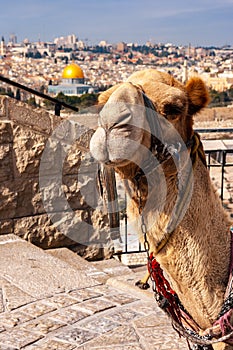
[
  {"xmin": 196, "ymin": 106, "xmax": 233, "ymax": 123},
  {"xmin": 194, "ymin": 107, "xmax": 233, "ymax": 140}
]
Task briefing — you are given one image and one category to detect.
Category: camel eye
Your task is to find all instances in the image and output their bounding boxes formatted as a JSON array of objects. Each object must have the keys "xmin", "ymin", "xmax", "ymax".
[
  {"xmin": 163, "ymin": 103, "xmax": 185, "ymax": 120},
  {"xmin": 166, "ymin": 114, "xmax": 180, "ymax": 121}
]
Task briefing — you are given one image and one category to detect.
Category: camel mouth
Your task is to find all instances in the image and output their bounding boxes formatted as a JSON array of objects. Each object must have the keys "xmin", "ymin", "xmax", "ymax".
[
  {"xmin": 90, "ymin": 124, "xmax": 182, "ymax": 172},
  {"xmin": 90, "ymin": 123, "xmax": 144, "ymax": 167},
  {"xmin": 105, "ymin": 158, "xmax": 132, "ymax": 167}
]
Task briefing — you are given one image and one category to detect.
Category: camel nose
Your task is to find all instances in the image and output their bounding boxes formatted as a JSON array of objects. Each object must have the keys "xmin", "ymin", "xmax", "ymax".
[
  {"xmin": 99, "ymin": 103, "xmax": 133, "ymax": 131},
  {"xmin": 90, "ymin": 127, "xmax": 109, "ymax": 163}
]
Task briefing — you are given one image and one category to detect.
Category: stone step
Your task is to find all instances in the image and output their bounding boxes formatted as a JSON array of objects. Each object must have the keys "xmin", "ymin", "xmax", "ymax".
[
  {"xmin": 0, "ymin": 234, "xmax": 99, "ymax": 303},
  {"xmin": 46, "ymin": 247, "xmax": 109, "ymax": 283},
  {"xmin": 46, "ymin": 247, "xmax": 135, "ymax": 282},
  {"xmin": 49, "ymin": 247, "xmax": 154, "ymax": 301},
  {"xmin": 91, "ymin": 257, "xmax": 135, "ymax": 278},
  {"xmin": 45, "ymin": 247, "xmax": 153, "ymax": 301}
]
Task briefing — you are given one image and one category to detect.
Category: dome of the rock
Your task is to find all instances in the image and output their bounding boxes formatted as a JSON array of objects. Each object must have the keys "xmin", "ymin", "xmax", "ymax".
[
  {"xmin": 48, "ymin": 61, "xmax": 98, "ymax": 96},
  {"xmin": 62, "ymin": 63, "xmax": 84, "ymax": 79}
]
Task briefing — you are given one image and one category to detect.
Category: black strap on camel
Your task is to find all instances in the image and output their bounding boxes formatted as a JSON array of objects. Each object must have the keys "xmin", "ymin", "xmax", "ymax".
[{"xmin": 97, "ymin": 164, "xmax": 121, "ymax": 241}]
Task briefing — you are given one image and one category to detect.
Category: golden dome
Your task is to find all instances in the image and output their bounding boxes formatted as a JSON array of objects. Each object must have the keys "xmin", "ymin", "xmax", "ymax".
[{"xmin": 62, "ymin": 63, "xmax": 84, "ymax": 79}]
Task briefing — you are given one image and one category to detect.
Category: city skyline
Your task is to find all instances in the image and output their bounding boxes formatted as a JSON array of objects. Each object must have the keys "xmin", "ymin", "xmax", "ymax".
[{"xmin": 0, "ymin": 0, "xmax": 233, "ymax": 47}]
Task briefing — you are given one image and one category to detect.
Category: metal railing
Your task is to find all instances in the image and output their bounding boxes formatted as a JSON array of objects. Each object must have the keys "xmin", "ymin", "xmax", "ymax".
[
  {"xmin": 118, "ymin": 146, "xmax": 233, "ymax": 255},
  {"xmin": 196, "ymin": 128, "xmax": 233, "ymax": 133},
  {"xmin": 205, "ymin": 149, "xmax": 233, "ymax": 201},
  {"xmin": 0, "ymin": 74, "xmax": 79, "ymax": 116}
]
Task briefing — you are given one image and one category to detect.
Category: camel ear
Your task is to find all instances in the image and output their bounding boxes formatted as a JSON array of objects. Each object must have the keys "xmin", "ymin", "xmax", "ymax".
[
  {"xmin": 186, "ymin": 77, "xmax": 210, "ymax": 115},
  {"xmin": 98, "ymin": 83, "xmax": 123, "ymax": 105}
]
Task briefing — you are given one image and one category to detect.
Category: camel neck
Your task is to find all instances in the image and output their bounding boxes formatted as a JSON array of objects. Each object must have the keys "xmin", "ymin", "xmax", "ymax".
[
  {"xmin": 157, "ymin": 158, "xmax": 231, "ymax": 329},
  {"xmin": 120, "ymin": 157, "xmax": 231, "ymax": 329}
]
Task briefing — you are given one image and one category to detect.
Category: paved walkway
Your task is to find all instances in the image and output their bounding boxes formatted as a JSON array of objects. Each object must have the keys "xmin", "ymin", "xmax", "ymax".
[{"xmin": 0, "ymin": 235, "xmax": 187, "ymax": 349}]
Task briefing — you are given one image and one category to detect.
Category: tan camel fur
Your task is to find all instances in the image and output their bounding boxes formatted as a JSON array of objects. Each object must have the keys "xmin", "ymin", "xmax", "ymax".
[{"xmin": 90, "ymin": 69, "xmax": 232, "ymax": 349}]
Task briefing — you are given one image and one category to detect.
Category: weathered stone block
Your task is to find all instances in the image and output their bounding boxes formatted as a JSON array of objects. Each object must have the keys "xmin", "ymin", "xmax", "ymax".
[
  {"xmin": 74, "ymin": 244, "xmax": 114, "ymax": 261},
  {"xmin": 0, "ymin": 184, "xmax": 17, "ymax": 219},
  {"xmin": 13, "ymin": 178, "xmax": 45, "ymax": 217},
  {"xmin": 0, "ymin": 96, "xmax": 8, "ymax": 120},
  {"xmin": 39, "ymin": 170, "xmax": 99, "ymax": 214},
  {"xmin": 62, "ymin": 173, "xmax": 99, "ymax": 211},
  {"xmin": 73, "ymin": 153, "xmax": 97, "ymax": 175},
  {"xmin": 51, "ymin": 116, "xmax": 94, "ymax": 152},
  {"xmin": 13, "ymin": 125, "xmax": 47, "ymax": 176},
  {"xmin": 0, "ymin": 100, "xmax": 115, "ymax": 258},
  {"xmin": 66, "ymin": 116, "xmax": 96, "ymax": 152},
  {"xmin": 0, "ymin": 219, "xmax": 13, "ymax": 234},
  {"xmin": 39, "ymin": 175, "xmax": 75, "ymax": 214},
  {"xmin": 38, "ymin": 137, "xmax": 69, "ymax": 178},
  {"xmin": 62, "ymin": 142, "xmax": 83, "ymax": 175},
  {"xmin": 48, "ymin": 209, "xmax": 93, "ymax": 247},
  {"xmin": 0, "ymin": 121, "xmax": 13, "ymax": 144},
  {"xmin": 8, "ymin": 99, "xmax": 51, "ymax": 134},
  {"xmin": 12, "ymin": 209, "xmax": 113, "ymax": 252},
  {"xmin": 0, "ymin": 144, "xmax": 14, "ymax": 182},
  {"xmin": 13, "ymin": 214, "xmax": 76, "ymax": 249},
  {"xmin": 76, "ymin": 128, "xmax": 95, "ymax": 152}
]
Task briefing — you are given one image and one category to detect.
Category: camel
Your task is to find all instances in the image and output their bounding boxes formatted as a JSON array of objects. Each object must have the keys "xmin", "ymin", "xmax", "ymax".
[{"xmin": 90, "ymin": 69, "xmax": 233, "ymax": 350}]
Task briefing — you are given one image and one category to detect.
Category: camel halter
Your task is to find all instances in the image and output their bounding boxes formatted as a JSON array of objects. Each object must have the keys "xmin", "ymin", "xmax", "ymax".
[
  {"xmin": 134, "ymin": 88, "xmax": 205, "ymax": 254},
  {"xmin": 134, "ymin": 87, "xmax": 233, "ymax": 349}
]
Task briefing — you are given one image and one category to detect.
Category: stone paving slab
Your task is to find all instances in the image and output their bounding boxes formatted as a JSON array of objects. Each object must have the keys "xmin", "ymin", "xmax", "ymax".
[
  {"xmin": 0, "ymin": 235, "xmax": 99, "ymax": 299},
  {"xmin": 0, "ymin": 283, "xmax": 188, "ymax": 349},
  {"xmin": 47, "ymin": 248, "xmax": 108, "ymax": 283},
  {"xmin": 0, "ymin": 277, "xmax": 36, "ymax": 311},
  {"xmin": 107, "ymin": 271, "xmax": 153, "ymax": 302},
  {"xmin": 91, "ymin": 258, "xmax": 134, "ymax": 278},
  {"xmin": 49, "ymin": 306, "xmax": 89, "ymax": 325},
  {"xmin": 0, "ymin": 235, "xmax": 189, "ymax": 349},
  {"xmin": 47, "ymin": 248, "xmax": 136, "ymax": 285}
]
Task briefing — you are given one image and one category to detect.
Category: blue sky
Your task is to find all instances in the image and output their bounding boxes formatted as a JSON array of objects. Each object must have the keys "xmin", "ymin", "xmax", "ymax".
[{"xmin": 0, "ymin": 0, "xmax": 232, "ymax": 46}]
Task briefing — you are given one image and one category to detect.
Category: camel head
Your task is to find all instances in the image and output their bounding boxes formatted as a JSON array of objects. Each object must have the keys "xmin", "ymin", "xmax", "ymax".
[{"xmin": 90, "ymin": 69, "xmax": 209, "ymax": 176}]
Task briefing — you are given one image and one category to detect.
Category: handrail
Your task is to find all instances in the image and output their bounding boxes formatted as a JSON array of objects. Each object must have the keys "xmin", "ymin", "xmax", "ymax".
[
  {"xmin": 0, "ymin": 74, "xmax": 79, "ymax": 116},
  {"xmin": 195, "ymin": 128, "xmax": 233, "ymax": 133}
]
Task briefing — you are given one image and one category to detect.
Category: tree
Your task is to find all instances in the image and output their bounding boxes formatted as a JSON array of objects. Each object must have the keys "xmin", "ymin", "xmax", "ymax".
[
  {"xmin": 209, "ymin": 88, "xmax": 233, "ymax": 107},
  {"xmin": 0, "ymin": 87, "xmax": 6, "ymax": 95},
  {"xmin": 27, "ymin": 97, "xmax": 37, "ymax": 108},
  {"xmin": 56, "ymin": 92, "xmax": 67, "ymax": 103},
  {"xmin": 79, "ymin": 93, "xmax": 98, "ymax": 107},
  {"xmin": 15, "ymin": 89, "xmax": 21, "ymax": 101},
  {"xmin": 34, "ymin": 51, "xmax": 42, "ymax": 59},
  {"xmin": 6, "ymin": 88, "xmax": 14, "ymax": 98},
  {"xmin": 39, "ymin": 85, "xmax": 46, "ymax": 93}
]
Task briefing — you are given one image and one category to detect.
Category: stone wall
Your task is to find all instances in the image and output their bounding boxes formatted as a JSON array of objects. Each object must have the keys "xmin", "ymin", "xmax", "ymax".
[{"xmin": 0, "ymin": 96, "xmax": 117, "ymax": 260}]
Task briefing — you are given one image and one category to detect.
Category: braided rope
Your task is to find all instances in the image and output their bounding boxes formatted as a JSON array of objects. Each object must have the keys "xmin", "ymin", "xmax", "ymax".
[{"xmin": 148, "ymin": 253, "xmax": 233, "ymax": 346}]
